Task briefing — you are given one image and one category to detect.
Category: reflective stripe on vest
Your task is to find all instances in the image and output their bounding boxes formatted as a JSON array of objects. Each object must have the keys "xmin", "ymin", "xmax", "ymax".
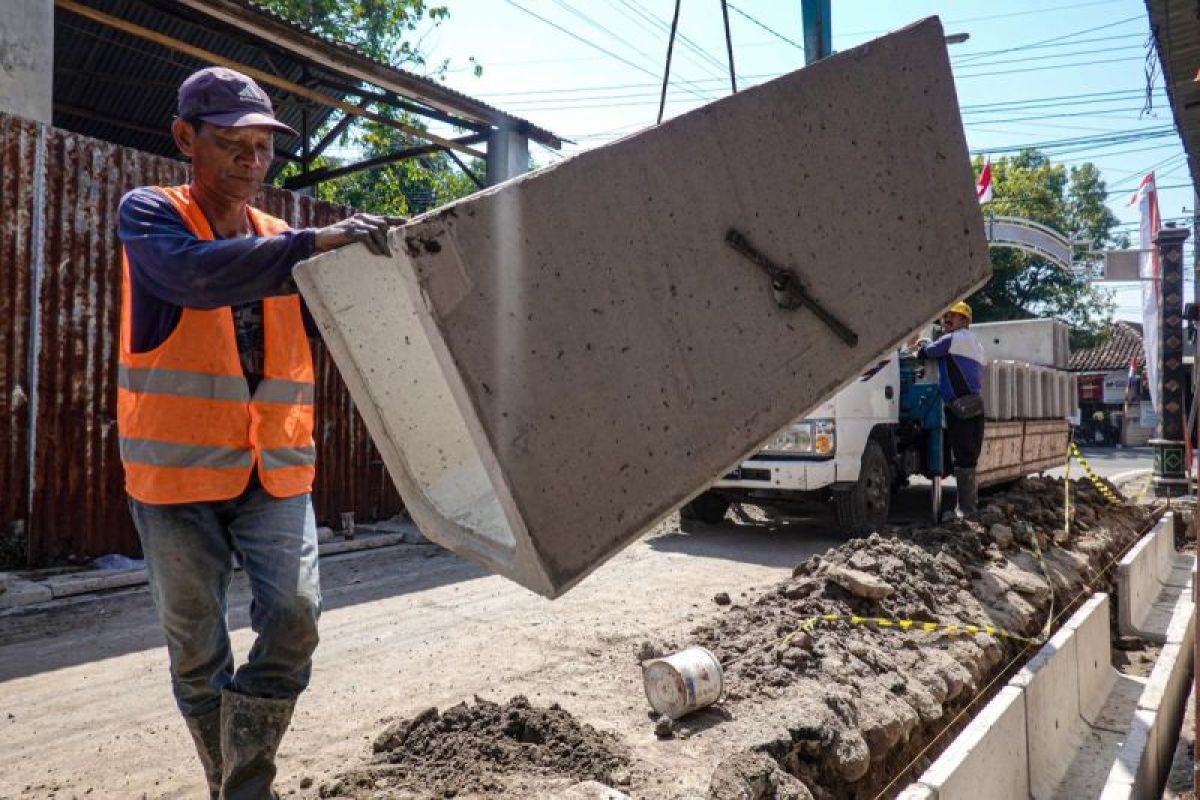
[
  {"xmin": 253, "ymin": 378, "xmax": 315, "ymax": 405},
  {"xmin": 261, "ymin": 445, "xmax": 317, "ymax": 471},
  {"xmin": 120, "ymin": 437, "xmax": 254, "ymax": 469},
  {"xmin": 119, "ymin": 364, "xmax": 251, "ymax": 403}
]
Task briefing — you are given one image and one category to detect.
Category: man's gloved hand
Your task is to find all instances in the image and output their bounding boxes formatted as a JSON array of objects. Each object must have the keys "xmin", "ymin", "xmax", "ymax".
[{"xmin": 314, "ymin": 213, "xmax": 407, "ymax": 257}]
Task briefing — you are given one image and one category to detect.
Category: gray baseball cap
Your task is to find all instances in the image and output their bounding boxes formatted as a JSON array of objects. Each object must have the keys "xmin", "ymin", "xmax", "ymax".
[{"xmin": 177, "ymin": 67, "xmax": 297, "ymax": 136}]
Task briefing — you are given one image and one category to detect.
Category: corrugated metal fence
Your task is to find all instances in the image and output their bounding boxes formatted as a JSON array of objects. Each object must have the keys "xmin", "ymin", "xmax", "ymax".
[{"xmin": 1, "ymin": 112, "xmax": 403, "ymax": 565}]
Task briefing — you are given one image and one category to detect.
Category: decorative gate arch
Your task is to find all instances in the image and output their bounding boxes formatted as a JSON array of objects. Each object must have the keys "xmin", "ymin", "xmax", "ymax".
[{"xmin": 984, "ymin": 215, "xmax": 1073, "ymax": 271}]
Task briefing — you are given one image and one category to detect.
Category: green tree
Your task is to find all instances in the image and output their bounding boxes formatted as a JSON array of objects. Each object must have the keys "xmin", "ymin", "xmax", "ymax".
[
  {"xmin": 970, "ymin": 151, "xmax": 1118, "ymax": 349},
  {"xmin": 256, "ymin": 0, "xmax": 482, "ymax": 214}
]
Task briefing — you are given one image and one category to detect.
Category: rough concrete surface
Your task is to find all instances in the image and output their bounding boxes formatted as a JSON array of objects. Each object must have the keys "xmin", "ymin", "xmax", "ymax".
[
  {"xmin": 295, "ymin": 16, "xmax": 989, "ymax": 597},
  {"xmin": 0, "ymin": 0, "xmax": 53, "ymax": 124}
]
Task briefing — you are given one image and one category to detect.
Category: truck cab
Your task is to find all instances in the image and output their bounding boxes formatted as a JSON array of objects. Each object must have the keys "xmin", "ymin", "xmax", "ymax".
[
  {"xmin": 685, "ymin": 353, "xmax": 906, "ymax": 531},
  {"xmin": 684, "ymin": 320, "xmax": 1073, "ymax": 534}
]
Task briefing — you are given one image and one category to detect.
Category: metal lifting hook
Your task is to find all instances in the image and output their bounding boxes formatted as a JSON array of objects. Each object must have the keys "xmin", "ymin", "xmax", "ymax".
[{"xmin": 724, "ymin": 228, "xmax": 859, "ymax": 347}]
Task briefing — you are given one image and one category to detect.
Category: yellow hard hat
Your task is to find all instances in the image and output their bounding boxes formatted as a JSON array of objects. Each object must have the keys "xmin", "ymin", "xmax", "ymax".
[{"xmin": 947, "ymin": 301, "xmax": 972, "ymax": 322}]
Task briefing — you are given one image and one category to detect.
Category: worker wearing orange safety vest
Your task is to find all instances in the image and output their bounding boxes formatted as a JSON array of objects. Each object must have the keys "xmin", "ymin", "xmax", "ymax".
[{"xmin": 117, "ymin": 67, "xmax": 403, "ymax": 799}]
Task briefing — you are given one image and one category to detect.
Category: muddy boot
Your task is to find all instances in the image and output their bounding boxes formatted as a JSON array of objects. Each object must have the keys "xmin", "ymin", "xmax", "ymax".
[
  {"xmin": 954, "ymin": 468, "xmax": 978, "ymax": 515},
  {"xmin": 185, "ymin": 706, "xmax": 223, "ymax": 799},
  {"xmin": 220, "ymin": 689, "xmax": 295, "ymax": 800}
]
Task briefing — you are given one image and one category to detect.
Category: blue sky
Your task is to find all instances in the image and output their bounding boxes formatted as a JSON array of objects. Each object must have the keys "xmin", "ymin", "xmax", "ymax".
[{"xmin": 406, "ymin": 0, "xmax": 1192, "ymax": 324}]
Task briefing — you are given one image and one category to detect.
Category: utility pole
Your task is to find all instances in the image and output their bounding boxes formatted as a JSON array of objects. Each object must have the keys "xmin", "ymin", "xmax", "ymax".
[
  {"xmin": 801, "ymin": 0, "xmax": 831, "ymax": 65},
  {"xmin": 1152, "ymin": 223, "xmax": 1190, "ymax": 497}
]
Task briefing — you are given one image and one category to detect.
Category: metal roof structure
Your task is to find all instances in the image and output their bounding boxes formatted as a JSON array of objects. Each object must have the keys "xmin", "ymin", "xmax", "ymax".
[
  {"xmin": 1145, "ymin": 0, "xmax": 1200, "ymax": 190},
  {"xmin": 52, "ymin": 0, "xmax": 559, "ymax": 186}
]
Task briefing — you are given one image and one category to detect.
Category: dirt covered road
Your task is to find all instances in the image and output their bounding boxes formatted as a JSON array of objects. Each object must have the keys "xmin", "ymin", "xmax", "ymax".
[{"xmin": 0, "ymin": 512, "xmax": 843, "ymax": 799}]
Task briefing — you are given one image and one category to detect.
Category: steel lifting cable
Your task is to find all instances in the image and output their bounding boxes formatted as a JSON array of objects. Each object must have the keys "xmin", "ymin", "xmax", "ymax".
[
  {"xmin": 719, "ymin": 0, "xmax": 737, "ymax": 94},
  {"xmin": 657, "ymin": 0, "xmax": 683, "ymax": 124}
]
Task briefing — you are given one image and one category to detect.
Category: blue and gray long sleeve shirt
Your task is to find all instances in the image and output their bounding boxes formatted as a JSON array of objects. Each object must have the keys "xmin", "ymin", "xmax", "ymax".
[
  {"xmin": 118, "ymin": 187, "xmax": 319, "ymax": 389},
  {"xmin": 918, "ymin": 329, "xmax": 986, "ymax": 403}
]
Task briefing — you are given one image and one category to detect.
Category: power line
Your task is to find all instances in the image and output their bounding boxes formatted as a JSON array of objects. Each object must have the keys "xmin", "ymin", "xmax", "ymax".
[
  {"xmin": 953, "ymin": 13, "xmax": 1145, "ymax": 65},
  {"xmin": 725, "ymin": 2, "xmax": 804, "ymax": 52},
  {"xmin": 501, "ymin": 0, "xmax": 714, "ymax": 105}
]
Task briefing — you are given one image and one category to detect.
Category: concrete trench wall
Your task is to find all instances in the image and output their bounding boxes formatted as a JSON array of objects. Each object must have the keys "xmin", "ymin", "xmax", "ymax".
[
  {"xmin": 901, "ymin": 518, "xmax": 1197, "ymax": 800},
  {"xmin": 1118, "ymin": 513, "xmax": 1194, "ymax": 643}
]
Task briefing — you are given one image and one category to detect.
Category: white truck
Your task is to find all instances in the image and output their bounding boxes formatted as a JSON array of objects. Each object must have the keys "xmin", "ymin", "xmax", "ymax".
[{"xmin": 683, "ymin": 320, "xmax": 1074, "ymax": 533}]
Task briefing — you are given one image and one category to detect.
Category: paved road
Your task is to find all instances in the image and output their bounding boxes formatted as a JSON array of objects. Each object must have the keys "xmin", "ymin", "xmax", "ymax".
[
  {"xmin": 0, "ymin": 516, "xmax": 844, "ymax": 798},
  {"xmin": 1050, "ymin": 445, "xmax": 1154, "ymax": 479}
]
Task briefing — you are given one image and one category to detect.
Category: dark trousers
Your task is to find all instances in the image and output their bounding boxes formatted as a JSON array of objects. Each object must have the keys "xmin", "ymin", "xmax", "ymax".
[{"xmin": 946, "ymin": 410, "xmax": 985, "ymax": 470}]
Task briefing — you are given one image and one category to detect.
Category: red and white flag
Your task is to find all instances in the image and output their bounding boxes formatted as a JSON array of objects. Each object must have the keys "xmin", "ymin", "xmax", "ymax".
[
  {"xmin": 1131, "ymin": 172, "xmax": 1161, "ymax": 414},
  {"xmin": 976, "ymin": 158, "xmax": 993, "ymax": 203}
]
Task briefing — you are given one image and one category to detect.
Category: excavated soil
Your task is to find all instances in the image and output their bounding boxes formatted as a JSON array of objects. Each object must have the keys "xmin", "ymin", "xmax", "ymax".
[
  {"xmin": 319, "ymin": 476, "xmax": 1149, "ymax": 800},
  {"xmin": 318, "ymin": 695, "xmax": 632, "ymax": 799},
  {"xmin": 695, "ymin": 476, "xmax": 1148, "ymax": 800}
]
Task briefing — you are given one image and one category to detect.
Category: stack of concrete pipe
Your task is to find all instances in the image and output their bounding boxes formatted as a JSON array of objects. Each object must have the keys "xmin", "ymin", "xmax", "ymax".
[{"xmin": 979, "ymin": 361, "xmax": 1076, "ymax": 421}]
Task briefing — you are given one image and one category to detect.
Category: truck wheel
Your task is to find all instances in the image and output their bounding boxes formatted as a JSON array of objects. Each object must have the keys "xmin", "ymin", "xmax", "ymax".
[
  {"xmin": 834, "ymin": 439, "xmax": 892, "ymax": 535},
  {"xmin": 681, "ymin": 492, "xmax": 732, "ymax": 525}
]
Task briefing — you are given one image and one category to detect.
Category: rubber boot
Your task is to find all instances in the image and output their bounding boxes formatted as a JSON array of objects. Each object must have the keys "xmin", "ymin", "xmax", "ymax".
[
  {"xmin": 954, "ymin": 468, "xmax": 978, "ymax": 516},
  {"xmin": 220, "ymin": 689, "xmax": 295, "ymax": 800},
  {"xmin": 184, "ymin": 706, "xmax": 223, "ymax": 800}
]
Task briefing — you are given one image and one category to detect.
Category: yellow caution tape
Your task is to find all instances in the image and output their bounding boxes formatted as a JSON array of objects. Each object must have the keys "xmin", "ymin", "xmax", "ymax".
[
  {"xmin": 1067, "ymin": 441, "xmax": 1124, "ymax": 506},
  {"xmin": 785, "ymin": 612, "xmax": 1043, "ymax": 646}
]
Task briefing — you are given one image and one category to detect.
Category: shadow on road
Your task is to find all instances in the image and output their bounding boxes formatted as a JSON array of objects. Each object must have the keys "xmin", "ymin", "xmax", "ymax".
[
  {"xmin": 648, "ymin": 508, "xmax": 846, "ymax": 568},
  {"xmin": 0, "ymin": 546, "xmax": 487, "ymax": 683}
]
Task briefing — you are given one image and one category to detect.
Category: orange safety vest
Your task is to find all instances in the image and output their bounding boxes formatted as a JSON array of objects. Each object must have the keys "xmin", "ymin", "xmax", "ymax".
[{"xmin": 118, "ymin": 185, "xmax": 316, "ymax": 504}]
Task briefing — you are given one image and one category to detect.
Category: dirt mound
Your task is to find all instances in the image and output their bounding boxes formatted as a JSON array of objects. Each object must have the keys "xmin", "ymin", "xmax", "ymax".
[
  {"xmin": 318, "ymin": 696, "xmax": 630, "ymax": 799},
  {"xmin": 679, "ymin": 476, "xmax": 1147, "ymax": 799}
]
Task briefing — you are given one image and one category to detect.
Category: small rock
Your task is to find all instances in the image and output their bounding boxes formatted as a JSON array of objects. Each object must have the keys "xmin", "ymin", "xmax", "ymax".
[
  {"xmin": 828, "ymin": 566, "xmax": 894, "ymax": 600},
  {"xmin": 713, "ymin": 592, "xmax": 732, "ymax": 606},
  {"xmin": 1052, "ymin": 528, "xmax": 1069, "ymax": 545},
  {"xmin": 989, "ymin": 524, "xmax": 1014, "ymax": 548},
  {"xmin": 782, "ymin": 578, "xmax": 821, "ymax": 599},
  {"xmin": 654, "ymin": 714, "xmax": 675, "ymax": 738},
  {"xmin": 299, "ymin": 776, "xmax": 313, "ymax": 789},
  {"xmin": 636, "ymin": 641, "xmax": 662, "ymax": 662}
]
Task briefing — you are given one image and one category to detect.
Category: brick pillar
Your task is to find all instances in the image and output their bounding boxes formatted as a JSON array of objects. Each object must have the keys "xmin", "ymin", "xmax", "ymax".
[{"xmin": 1151, "ymin": 224, "xmax": 1190, "ymax": 497}]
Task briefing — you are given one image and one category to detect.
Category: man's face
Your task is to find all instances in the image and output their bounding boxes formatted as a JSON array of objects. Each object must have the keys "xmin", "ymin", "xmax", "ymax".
[
  {"xmin": 941, "ymin": 312, "xmax": 969, "ymax": 332},
  {"xmin": 172, "ymin": 120, "xmax": 274, "ymax": 202}
]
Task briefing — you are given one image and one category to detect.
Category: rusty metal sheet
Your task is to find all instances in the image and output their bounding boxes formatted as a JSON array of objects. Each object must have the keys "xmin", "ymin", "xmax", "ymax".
[
  {"xmin": 0, "ymin": 115, "xmax": 38, "ymax": 551},
  {"xmin": 1, "ymin": 110, "xmax": 400, "ymax": 566}
]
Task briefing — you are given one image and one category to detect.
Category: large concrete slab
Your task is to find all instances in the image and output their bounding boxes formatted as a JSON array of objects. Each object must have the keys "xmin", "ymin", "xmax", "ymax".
[{"xmin": 296, "ymin": 17, "xmax": 989, "ymax": 596}]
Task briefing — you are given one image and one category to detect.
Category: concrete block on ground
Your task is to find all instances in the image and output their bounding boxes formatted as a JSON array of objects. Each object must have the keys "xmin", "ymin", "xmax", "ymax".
[
  {"xmin": 43, "ymin": 568, "xmax": 149, "ymax": 598},
  {"xmin": 1008, "ymin": 620, "xmax": 1080, "ymax": 798},
  {"xmin": 0, "ymin": 575, "xmax": 53, "ymax": 609},
  {"xmin": 295, "ymin": 17, "xmax": 989, "ymax": 597},
  {"xmin": 317, "ymin": 532, "xmax": 407, "ymax": 557},
  {"xmin": 1100, "ymin": 708, "xmax": 1159, "ymax": 800},
  {"xmin": 1066, "ymin": 593, "xmax": 1118, "ymax": 724},
  {"xmin": 915, "ymin": 685, "xmax": 1028, "ymax": 800}
]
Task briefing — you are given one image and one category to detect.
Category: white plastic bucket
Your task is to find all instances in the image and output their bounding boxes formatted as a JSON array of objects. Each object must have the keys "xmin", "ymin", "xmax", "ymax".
[{"xmin": 642, "ymin": 646, "xmax": 724, "ymax": 719}]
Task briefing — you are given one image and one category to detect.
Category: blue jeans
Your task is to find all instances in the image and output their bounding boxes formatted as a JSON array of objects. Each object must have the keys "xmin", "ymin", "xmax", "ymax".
[{"xmin": 129, "ymin": 487, "xmax": 321, "ymax": 719}]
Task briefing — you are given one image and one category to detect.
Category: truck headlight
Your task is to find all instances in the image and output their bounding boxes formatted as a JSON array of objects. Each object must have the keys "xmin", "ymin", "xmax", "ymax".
[{"xmin": 762, "ymin": 419, "xmax": 835, "ymax": 457}]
